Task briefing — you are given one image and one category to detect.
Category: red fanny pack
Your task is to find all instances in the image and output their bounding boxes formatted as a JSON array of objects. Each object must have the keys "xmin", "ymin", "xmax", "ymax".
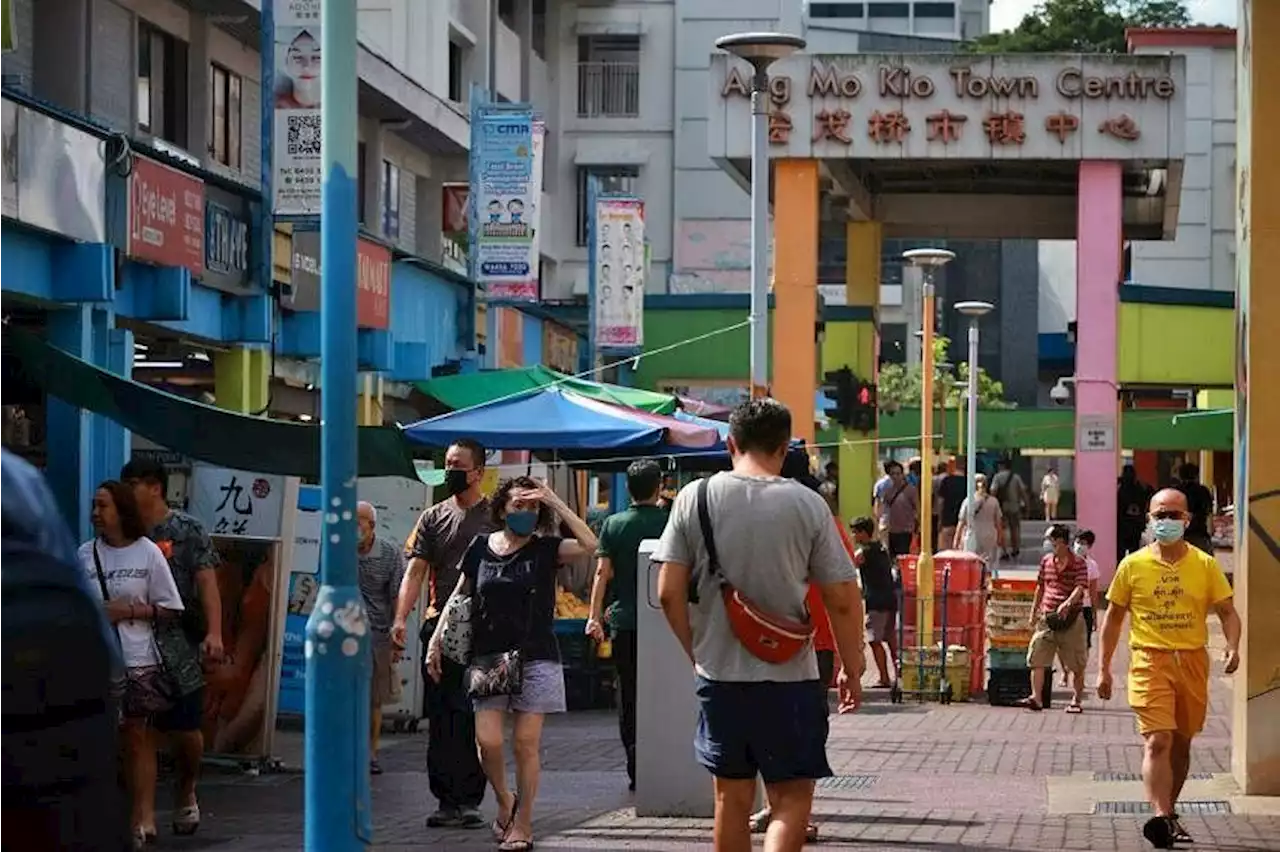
[{"xmin": 696, "ymin": 478, "xmax": 814, "ymax": 665}]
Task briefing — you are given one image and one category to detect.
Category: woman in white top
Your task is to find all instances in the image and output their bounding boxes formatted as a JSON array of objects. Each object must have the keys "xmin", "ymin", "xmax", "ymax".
[
  {"xmin": 954, "ymin": 473, "xmax": 1003, "ymax": 569},
  {"xmin": 79, "ymin": 480, "xmax": 184, "ymax": 849},
  {"xmin": 1040, "ymin": 467, "xmax": 1061, "ymax": 521}
]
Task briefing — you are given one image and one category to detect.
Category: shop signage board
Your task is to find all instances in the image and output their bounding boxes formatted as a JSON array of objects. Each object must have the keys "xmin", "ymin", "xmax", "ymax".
[
  {"xmin": 271, "ymin": 0, "xmax": 322, "ymax": 215},
  {"xmin": 203, "ymin": 184, "xmax": 252, "ymax": 293},
  {"xmin": 543, "ymin": 321, "xmax": 579, "ymax": 374},
  {"xmin": 469, "ymin": 102, "xmax": 540, "ymax": 302},
  {"xmin": 709, "ymin": 54, "xmax": 1186, "ymax": 162},
  {"xmin": 288, "ymin": 230, "xmax": 390, "ymax": 328},
  {"xmin": 188, "ymin": 463, "xmax": 286, "ymax": 538},
  {"xmin": 592, "ymin": 196, "xmax": 645, "ymax": 351},
  {"xmin": 128, "ymin": 154, "xmax": 205, "ymax": 276},
  {"xmin": 1078, "ymin": 414, "xmax": 1116, "ymax": 453}
]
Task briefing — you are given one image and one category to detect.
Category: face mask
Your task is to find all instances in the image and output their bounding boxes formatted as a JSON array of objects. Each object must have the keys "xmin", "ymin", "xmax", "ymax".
[
  {"xmin": 444, "ymin": 469, "xmax": 471, "ymax": 496},
  {"xmin": 505, "ymin": 509, "xmax": 538, "ymax": 537},
  {"xmin": 1073, "ymin": 542, "xmax": 1089, "ymax": 557},
  {"xmin": 1151, "ymin": 517, "xmax": 1186, "ymax": 544}
]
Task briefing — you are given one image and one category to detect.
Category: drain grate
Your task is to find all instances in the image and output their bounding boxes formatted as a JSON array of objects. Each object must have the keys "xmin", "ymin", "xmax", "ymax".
[
  {"xmin": 817, "ymin": 774, "xmax": 878, "ymax": 791},
  {"xmin": 1093, "ymin": 800, "xmax": 1232, "ymax": 816},
  {"xmin": 1093, "ymin": 771, "xmax": 1214, "ymax": 782}
]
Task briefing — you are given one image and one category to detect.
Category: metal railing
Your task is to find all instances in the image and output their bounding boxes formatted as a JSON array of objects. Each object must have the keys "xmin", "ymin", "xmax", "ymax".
[{"xmin": 576, "ymin": 61, "xmax": 640, "ymax": 118}]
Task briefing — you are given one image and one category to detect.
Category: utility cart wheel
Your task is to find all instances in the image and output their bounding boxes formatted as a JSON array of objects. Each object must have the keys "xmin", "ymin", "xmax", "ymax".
[{"xmin": 940, "ymin": 682, "xmax": 954, "ymax": 705}]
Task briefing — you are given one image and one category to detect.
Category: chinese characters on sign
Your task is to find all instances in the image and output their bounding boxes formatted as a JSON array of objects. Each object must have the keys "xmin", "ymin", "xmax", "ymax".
[
  {"xmin": 356, "ymin": 237, "xmax": 391, "ymax": 329},
  {"xmin": 189, "ymin": 464, "xmax": 286, "ymax": 539},
  {"xmin": 724, "ymin": 61, "xmax": 1164, "ymax": 152},
  {"xmin": 272, "ymin": 0, "xmax": 322, "ymax": 216},
  {"xmin": 592, "ymin": 197, "xmax": 645, "ymax": 350},
  {"xmin": 128, "ymin": 155, "xmax": 205, "ymax": 276}
]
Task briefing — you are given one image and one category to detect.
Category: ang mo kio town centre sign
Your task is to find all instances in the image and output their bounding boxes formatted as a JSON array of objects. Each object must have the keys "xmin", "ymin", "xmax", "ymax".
[{"xmin": 708, "ymin": 54, "xmax": 1186, "ymax": 162}]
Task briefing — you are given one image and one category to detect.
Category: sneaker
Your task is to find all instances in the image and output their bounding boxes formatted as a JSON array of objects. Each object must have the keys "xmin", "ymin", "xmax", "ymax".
[
  {"xmin": 458, "ymin": 807, "xmax": 486, "ymax": 829},
  {"xmin": 426, "ymin": 807, "xmax": 462, "ymax": 828},
  {"xmin": 369, "ymin": 760, "xmax": 383, "ymax": 776}
]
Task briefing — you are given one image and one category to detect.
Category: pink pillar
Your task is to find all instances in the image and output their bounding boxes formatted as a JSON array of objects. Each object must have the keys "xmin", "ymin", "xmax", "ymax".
[{"xmin": 1075, "ymin": 161, "xmax": 1123, "ymax": 582}]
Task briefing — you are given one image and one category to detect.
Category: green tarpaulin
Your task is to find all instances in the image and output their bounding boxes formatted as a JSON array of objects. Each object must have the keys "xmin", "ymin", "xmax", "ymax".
[
  {"xmin": 8, "ymin": 328, "xmax": 419, "ymax": 479},
  {"xmin": 417, "ymin": 365, "xmax": 679, "ymax": 414}
]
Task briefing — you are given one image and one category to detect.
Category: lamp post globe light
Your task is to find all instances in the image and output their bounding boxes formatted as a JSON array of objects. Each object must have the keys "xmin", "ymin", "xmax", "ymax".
[
  {"xmin": 902, "ymin": 247, "xmax": 954, "ymax": 646},
  {"xmin": 954, "ymin": 300, "xmax": 995, "ymax": 555},
  {"xmin": 715, "ymin": 32, "xmax": 806, "ymax": 399}
]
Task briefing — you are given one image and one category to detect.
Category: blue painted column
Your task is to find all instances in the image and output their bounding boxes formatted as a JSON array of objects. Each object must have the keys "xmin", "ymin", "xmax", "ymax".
[{"xmin": 304, "ymin": 0, "xmax": 372, "ymax": 848}]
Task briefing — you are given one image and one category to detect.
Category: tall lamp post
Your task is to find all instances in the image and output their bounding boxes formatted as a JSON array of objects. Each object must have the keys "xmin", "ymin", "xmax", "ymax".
[
  {"xmin": 306, "ymin": 0, "xmax": 370, "ymax": 848},
  {"xmin": 954, "ymin": 301, "xmax": 994, "ymax": 554},
  {"xmin": 714, "ymin": 32, "xmax": 805, "ymax": 400},
  {"xmin": 903, "ymin": 248, "xmax": 954, "ymax": 647}
]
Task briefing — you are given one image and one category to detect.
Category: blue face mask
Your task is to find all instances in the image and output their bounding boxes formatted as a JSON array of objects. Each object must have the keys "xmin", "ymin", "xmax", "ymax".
[
  {"xmin": 1042, "ymin": 539, "xmax": 1054, "ymax": 555},
  {"xmin": 1151, "ymin": 517, "xmax": 1186, "ymax": 544},
  {"xmin": 505, "ymin": 509, "xmax": 538, "ymax": 537}
]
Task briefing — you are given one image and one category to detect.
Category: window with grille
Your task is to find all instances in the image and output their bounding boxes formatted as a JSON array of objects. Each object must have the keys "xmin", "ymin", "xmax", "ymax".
[
  {"xmin": 209, "ymin": 63, "xmax": 242, "ymax": 169},
  {"xmin": 575, "ymin": 166, "xmax": 639, "ymax": 246}
]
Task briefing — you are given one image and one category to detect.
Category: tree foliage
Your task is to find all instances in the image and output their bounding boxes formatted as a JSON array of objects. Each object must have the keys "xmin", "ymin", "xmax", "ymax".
[
  {"xmin": 877, "ymin": 336, "xmax": 1016, "ymax": 410},
  {"xmin": 967, "ymin": 0, "xmax": 1191, "ymax": 54}
]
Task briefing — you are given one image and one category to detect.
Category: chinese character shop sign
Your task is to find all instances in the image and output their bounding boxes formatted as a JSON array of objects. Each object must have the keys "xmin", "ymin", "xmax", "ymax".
[
  {"xmin": 189, "ymin": 464, "xmax": 287, "ymax": 539},
  {"xmin": 710, "ymin": 54, "xmax": 1184, "ymax": 163},
  {"xmin": 129, "ymin": 155, "xmax": 205, "ymax": 276}
]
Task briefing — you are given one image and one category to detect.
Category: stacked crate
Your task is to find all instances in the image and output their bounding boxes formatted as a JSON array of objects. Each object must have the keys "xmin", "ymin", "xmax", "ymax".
[
  {"xmin": 897, "ymin": 552, "xmax": 988, "ymax": 700},
  {"xmin": 985, "ymin": 578, "xmax": 1051, "ymax": 707}
]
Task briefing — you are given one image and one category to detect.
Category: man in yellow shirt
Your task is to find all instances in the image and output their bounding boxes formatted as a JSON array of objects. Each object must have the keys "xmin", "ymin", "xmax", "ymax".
[{"xmin": 1096, "ymin": 489, "xmax": 1241, "ymax": 850}]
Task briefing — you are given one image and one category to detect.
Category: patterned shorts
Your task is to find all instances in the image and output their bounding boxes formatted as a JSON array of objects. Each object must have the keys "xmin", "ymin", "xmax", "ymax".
[{"xmin": 472, "ymin": 660, "xmax": 566, "ymax": 715}]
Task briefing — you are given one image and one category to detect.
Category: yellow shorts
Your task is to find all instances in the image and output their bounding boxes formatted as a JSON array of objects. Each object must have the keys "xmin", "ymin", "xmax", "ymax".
[{"xmin": 1127, "ymin": 647, "xmax": 1210, "ymax": 738}]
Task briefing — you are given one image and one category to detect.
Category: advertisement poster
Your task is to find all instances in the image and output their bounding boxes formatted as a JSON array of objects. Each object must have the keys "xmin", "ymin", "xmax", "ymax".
[
  {"xmin": 189, "ymin": 464, "xmax": 286, "ymax": 538},
  {"xmin": 471, "ymin": 104, "xmax": 539, "ymax": 302},
  {"xmin": 593, "ymin": 197, "xmax": 645, "ymax": 350},
  {"xmin": 356, "ymin": 237, "xmax": 391, "ymax": 329},
  {"xmin": 129, "ymin": 155, "xmax": 205, "ymax": 276},
  {"xmin": 272, "ymin": 0, "xmax": 322, "ymax": 215}
]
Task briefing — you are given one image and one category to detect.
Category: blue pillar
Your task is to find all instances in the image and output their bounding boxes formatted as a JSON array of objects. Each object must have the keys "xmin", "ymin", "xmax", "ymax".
[{"xmin": 305, "ymin": 0, "xmax": 371, "ymax": 848}]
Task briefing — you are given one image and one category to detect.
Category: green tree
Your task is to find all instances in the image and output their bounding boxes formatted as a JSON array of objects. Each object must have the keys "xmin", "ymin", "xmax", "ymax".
[
  {"xmin": 876, "ymin": 336, "xmax": 1016, "ymax": 410},
  {"xmin": 967, "ymin": 0, "xmax": 1191, "ymax": 54}
]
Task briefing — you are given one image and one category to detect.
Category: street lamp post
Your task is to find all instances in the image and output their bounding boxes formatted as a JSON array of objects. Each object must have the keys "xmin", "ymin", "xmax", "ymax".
[
  {"xmin": 306, "ymin": 0, "xmax": 371, "ymax": 848},
  {"xmin": 903, "ymin": 248, "xmax": 955, "ymax": 647},
  {"xmin": 955, "ymin": 301, "xmax": 994, "ymax": 554},
  {"xmin": 714, "ymin": 32, "xmax": 805, "ymax": 400}
]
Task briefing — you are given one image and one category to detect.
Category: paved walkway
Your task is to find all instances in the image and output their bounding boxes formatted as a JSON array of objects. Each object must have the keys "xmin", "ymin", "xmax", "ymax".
[{"xmin": 157, "ymin": 618, "xmax": 1280, "ymax": 852}]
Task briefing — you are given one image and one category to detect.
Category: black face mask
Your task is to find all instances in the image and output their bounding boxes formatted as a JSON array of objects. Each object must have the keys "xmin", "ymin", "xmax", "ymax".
[{"xmin": 444, "ymin": 469, "xmax": 471, "ymax": 496}]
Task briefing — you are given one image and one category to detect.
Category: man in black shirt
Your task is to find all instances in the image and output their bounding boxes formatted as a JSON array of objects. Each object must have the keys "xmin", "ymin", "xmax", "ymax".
[
  {"xmin": 851, "ymin": 516, "xmax": 899, "ymax": 687},
  {"xmin": 1117, "ymin": 464, "xmax": 1154, "ymax": 562},
  {"xmin": 1175, "ymin": 463, "xmax": 1215, "ymax": 555},
  {"xmin": 935, "ymin": 462, "xmax": 968, "ymax": 552}
]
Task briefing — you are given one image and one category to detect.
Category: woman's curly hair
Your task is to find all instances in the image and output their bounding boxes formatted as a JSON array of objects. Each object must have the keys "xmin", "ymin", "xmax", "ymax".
[{"xmin": 489, "ymin": 475, "xmax": 556, "ymax": 531}]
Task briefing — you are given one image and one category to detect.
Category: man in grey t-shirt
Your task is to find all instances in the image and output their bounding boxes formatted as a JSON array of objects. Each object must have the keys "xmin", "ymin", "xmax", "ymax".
[{"xmin": 654, "ymin": 399, "xmax": 866, "ymax": 852}]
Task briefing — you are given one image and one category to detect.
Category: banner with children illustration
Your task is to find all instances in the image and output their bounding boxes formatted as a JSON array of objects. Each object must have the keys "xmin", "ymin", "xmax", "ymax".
[{"xmin": 470, "ymin": 98, "xmax": 541, "ymax": 302}]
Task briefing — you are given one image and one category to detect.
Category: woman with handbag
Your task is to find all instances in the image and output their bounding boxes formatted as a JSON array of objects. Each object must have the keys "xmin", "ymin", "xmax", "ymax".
[
  {"xmin": 77, "ymin": 481, "xmax": 185, "ymax": 849},
  {"xmin": 426, "ymin": 476, "xmax": 598, "ymax": 852}
]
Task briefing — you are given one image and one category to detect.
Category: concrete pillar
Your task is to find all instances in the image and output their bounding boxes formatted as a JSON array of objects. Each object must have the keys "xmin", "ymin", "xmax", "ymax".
[
  {"xmin": 1232, "ymin": 0, "xmax": 1280, "ymax": 796},
  {"xmin": 213, "ymin": 348, "xmax": 270, "ymax": 414},
  {"xmin": 822, "ymin": 220, "xmax": 881, "ymax": 524},
  {"xmin": 771, "ymin": 159, "xmax": 819, "ymax": 444},
  {"xmin": 1073, "ymin": 161, "xmax": 1122, "ymax": 582},
  {"xmin": 45, "ymin": 305, "xmax": 130, "ymax": 540}
]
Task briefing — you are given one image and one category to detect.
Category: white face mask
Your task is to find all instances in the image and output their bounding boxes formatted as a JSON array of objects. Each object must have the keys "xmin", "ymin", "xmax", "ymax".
[
  {"xmin": 1041, "ymin": 539, "xmax": 1054, "ymax": 555},
  {"xmin": 1072, "ymin": 542, "xmax": 1089, "ymax": 557}
]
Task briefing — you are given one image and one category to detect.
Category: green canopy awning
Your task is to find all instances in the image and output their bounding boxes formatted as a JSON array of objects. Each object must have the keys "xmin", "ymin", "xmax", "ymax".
[
  {"xmin": 417, "ymin": 365, "xmax": 679, "ymax": 414},
  {"xmin": 8, "ymin": 328, "xmax": 418, "ymax": 479}
]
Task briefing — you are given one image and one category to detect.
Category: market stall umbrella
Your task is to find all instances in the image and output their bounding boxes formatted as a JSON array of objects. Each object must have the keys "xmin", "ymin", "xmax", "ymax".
[
  {"xmin": 403, "ymin": 388, "xmax": 690, "ymax": 451},
  {"xmin": 416, "ymin": 365, "xmax": 679, "ymax": 414}
]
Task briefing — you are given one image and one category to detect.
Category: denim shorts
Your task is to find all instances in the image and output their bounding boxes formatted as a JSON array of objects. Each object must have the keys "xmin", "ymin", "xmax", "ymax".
[
  {"xmin": 693, "ymin": 676, "xmax": 832, "ymax": 784},
  {"xmin": 472, "ymin": 659, "xmax": 567, "ymax": 715}
]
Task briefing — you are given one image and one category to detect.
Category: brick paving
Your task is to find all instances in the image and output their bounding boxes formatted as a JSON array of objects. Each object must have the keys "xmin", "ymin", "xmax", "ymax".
[{"xmin": 150, "ymin": 535, "xmax": 1279, "ymax": 850}]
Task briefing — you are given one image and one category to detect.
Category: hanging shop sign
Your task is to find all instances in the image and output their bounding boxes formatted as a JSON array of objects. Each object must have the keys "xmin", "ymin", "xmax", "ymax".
[
  {"xmin": 469, "ymin": 103, "xmax": 540, "ymax": 303},
  {"xmin": 287, "ymin": 230, "xmax": 390, "ymax": 329},
  {"xmin": 188, "ymin": 463, "xmax": 287, "ymax": 539},
  {"xmin": 543, "ymin": 321, "xmax": 579, "ymax": 374},
  {"xmin": 128, "ymin": 154, "xmax": 205, "ymax": 276},
  {"xmin": 592, "ymin": 196, "xmax": 645, "ymax": 351},
  {"xmin": 442, "ymin": 182, "xmax": 468, "ymax": 233},
  {"xmin": 203, "ymin": 185, "xmax": 252, "ymax": 293},
  {"xmin": 271, "ymin": 0, "xmax": 322, "ymax": 215}
]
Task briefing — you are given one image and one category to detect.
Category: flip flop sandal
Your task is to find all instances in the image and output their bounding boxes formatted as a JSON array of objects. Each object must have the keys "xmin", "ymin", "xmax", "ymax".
[
  {"xmin": 492, "ymin": 795, "xmax": 520, "ymax": 841},
  {"xmin": 1066, "ymin": 703, "xmax": 1083, "ymax": 714},
  {"xmin": 1016, "ymin": 697, "xmax": 1043, "ymax": 712},
  {"xmin": 806, "ymin": 823, "xmax": 819, "ymax": 843},
  {"xmin": 499, "ymin": 840, "xmax": 534, "ymax": 851},
  {"xmin": 749, "ymin": 809, "xmax": 771, "ymax": 834},
  {"xmin": 172, "ymin": 804, "xmax": 200, "ymax": 836},
  {"xmin": 1170, "ymin": 815, "xmax": 1193, "ymax": 844},
  {"xmin": 1143, "ymin": 815, "xmax": 1176, "ymax": 850}
]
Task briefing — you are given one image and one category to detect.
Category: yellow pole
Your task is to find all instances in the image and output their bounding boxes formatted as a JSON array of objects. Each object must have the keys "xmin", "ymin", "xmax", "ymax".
[{"xmin": 919, "ymin": 286, "xmax": 936, "ymax": 647}]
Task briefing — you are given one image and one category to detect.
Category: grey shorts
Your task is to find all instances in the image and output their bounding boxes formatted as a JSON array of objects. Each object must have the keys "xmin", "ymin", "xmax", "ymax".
[{"xmin": 472, "ymin": 659, "xmax": 567, "ymax": 715}]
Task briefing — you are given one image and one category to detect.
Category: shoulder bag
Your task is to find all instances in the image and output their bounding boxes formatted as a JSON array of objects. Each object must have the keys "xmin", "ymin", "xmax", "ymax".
[
  {"xmin": 696, "ymin": 478, "xmax": 814, "ymax": 665},
  {"xmin": 464, "ymin": 539, "xmax": 536, "ymax": 700},
  {"xmin": 437, "ymin": 538, "xmax": 488, "ymax": 664}
]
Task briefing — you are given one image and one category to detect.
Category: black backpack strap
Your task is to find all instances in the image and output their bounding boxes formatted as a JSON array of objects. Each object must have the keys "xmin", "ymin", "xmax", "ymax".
[
  {"xmin": 91, "ymin": 541, "xmax": 110, "ymax": 601},
  {"xmin": 696, "ymin": 478, "xmax": 720, "ymax": 578}
]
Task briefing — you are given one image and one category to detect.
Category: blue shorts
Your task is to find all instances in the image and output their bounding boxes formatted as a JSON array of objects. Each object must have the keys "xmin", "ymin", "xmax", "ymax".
[{"xmin": 693, "ymin": 676, "xmax": 832, "ymax": 784}]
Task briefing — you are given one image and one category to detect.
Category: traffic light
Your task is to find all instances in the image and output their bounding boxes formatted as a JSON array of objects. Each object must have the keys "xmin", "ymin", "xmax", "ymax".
[
  {"xmin": 822, "ymin": 368, "xmax": 878, "ymax": 432},
  {"xmin": 852, "ymin": 382, "xmax": 878, "ymax": 432}
]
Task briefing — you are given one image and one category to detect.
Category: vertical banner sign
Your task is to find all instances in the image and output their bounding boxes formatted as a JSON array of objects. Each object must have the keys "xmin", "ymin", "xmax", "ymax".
[
  {"xmin": 592, "ymin": 197, "xmax": 645, "ymax": 350},
  {"xmin": 271, "ymin": 0, "xmax": 322, "ymax": 215},
  {"xmin": 279, "ymin": 485, "xmax": 322, "ymax": 716},
  {"xmin": 471, "ymin": 103, "xmax": 538, "ymax": 302}
]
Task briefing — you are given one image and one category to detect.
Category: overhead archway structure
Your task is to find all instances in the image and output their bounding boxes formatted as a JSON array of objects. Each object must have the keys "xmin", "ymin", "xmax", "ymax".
[{"xmin": 708, "ymin": 51, "xmax": 1186, "ymax": 579}]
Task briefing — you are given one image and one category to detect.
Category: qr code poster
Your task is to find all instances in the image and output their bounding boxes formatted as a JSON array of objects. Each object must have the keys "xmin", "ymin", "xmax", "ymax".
[{"xmin": 272, "ymin": 4, "xmax": 323, "ymax": 215}]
